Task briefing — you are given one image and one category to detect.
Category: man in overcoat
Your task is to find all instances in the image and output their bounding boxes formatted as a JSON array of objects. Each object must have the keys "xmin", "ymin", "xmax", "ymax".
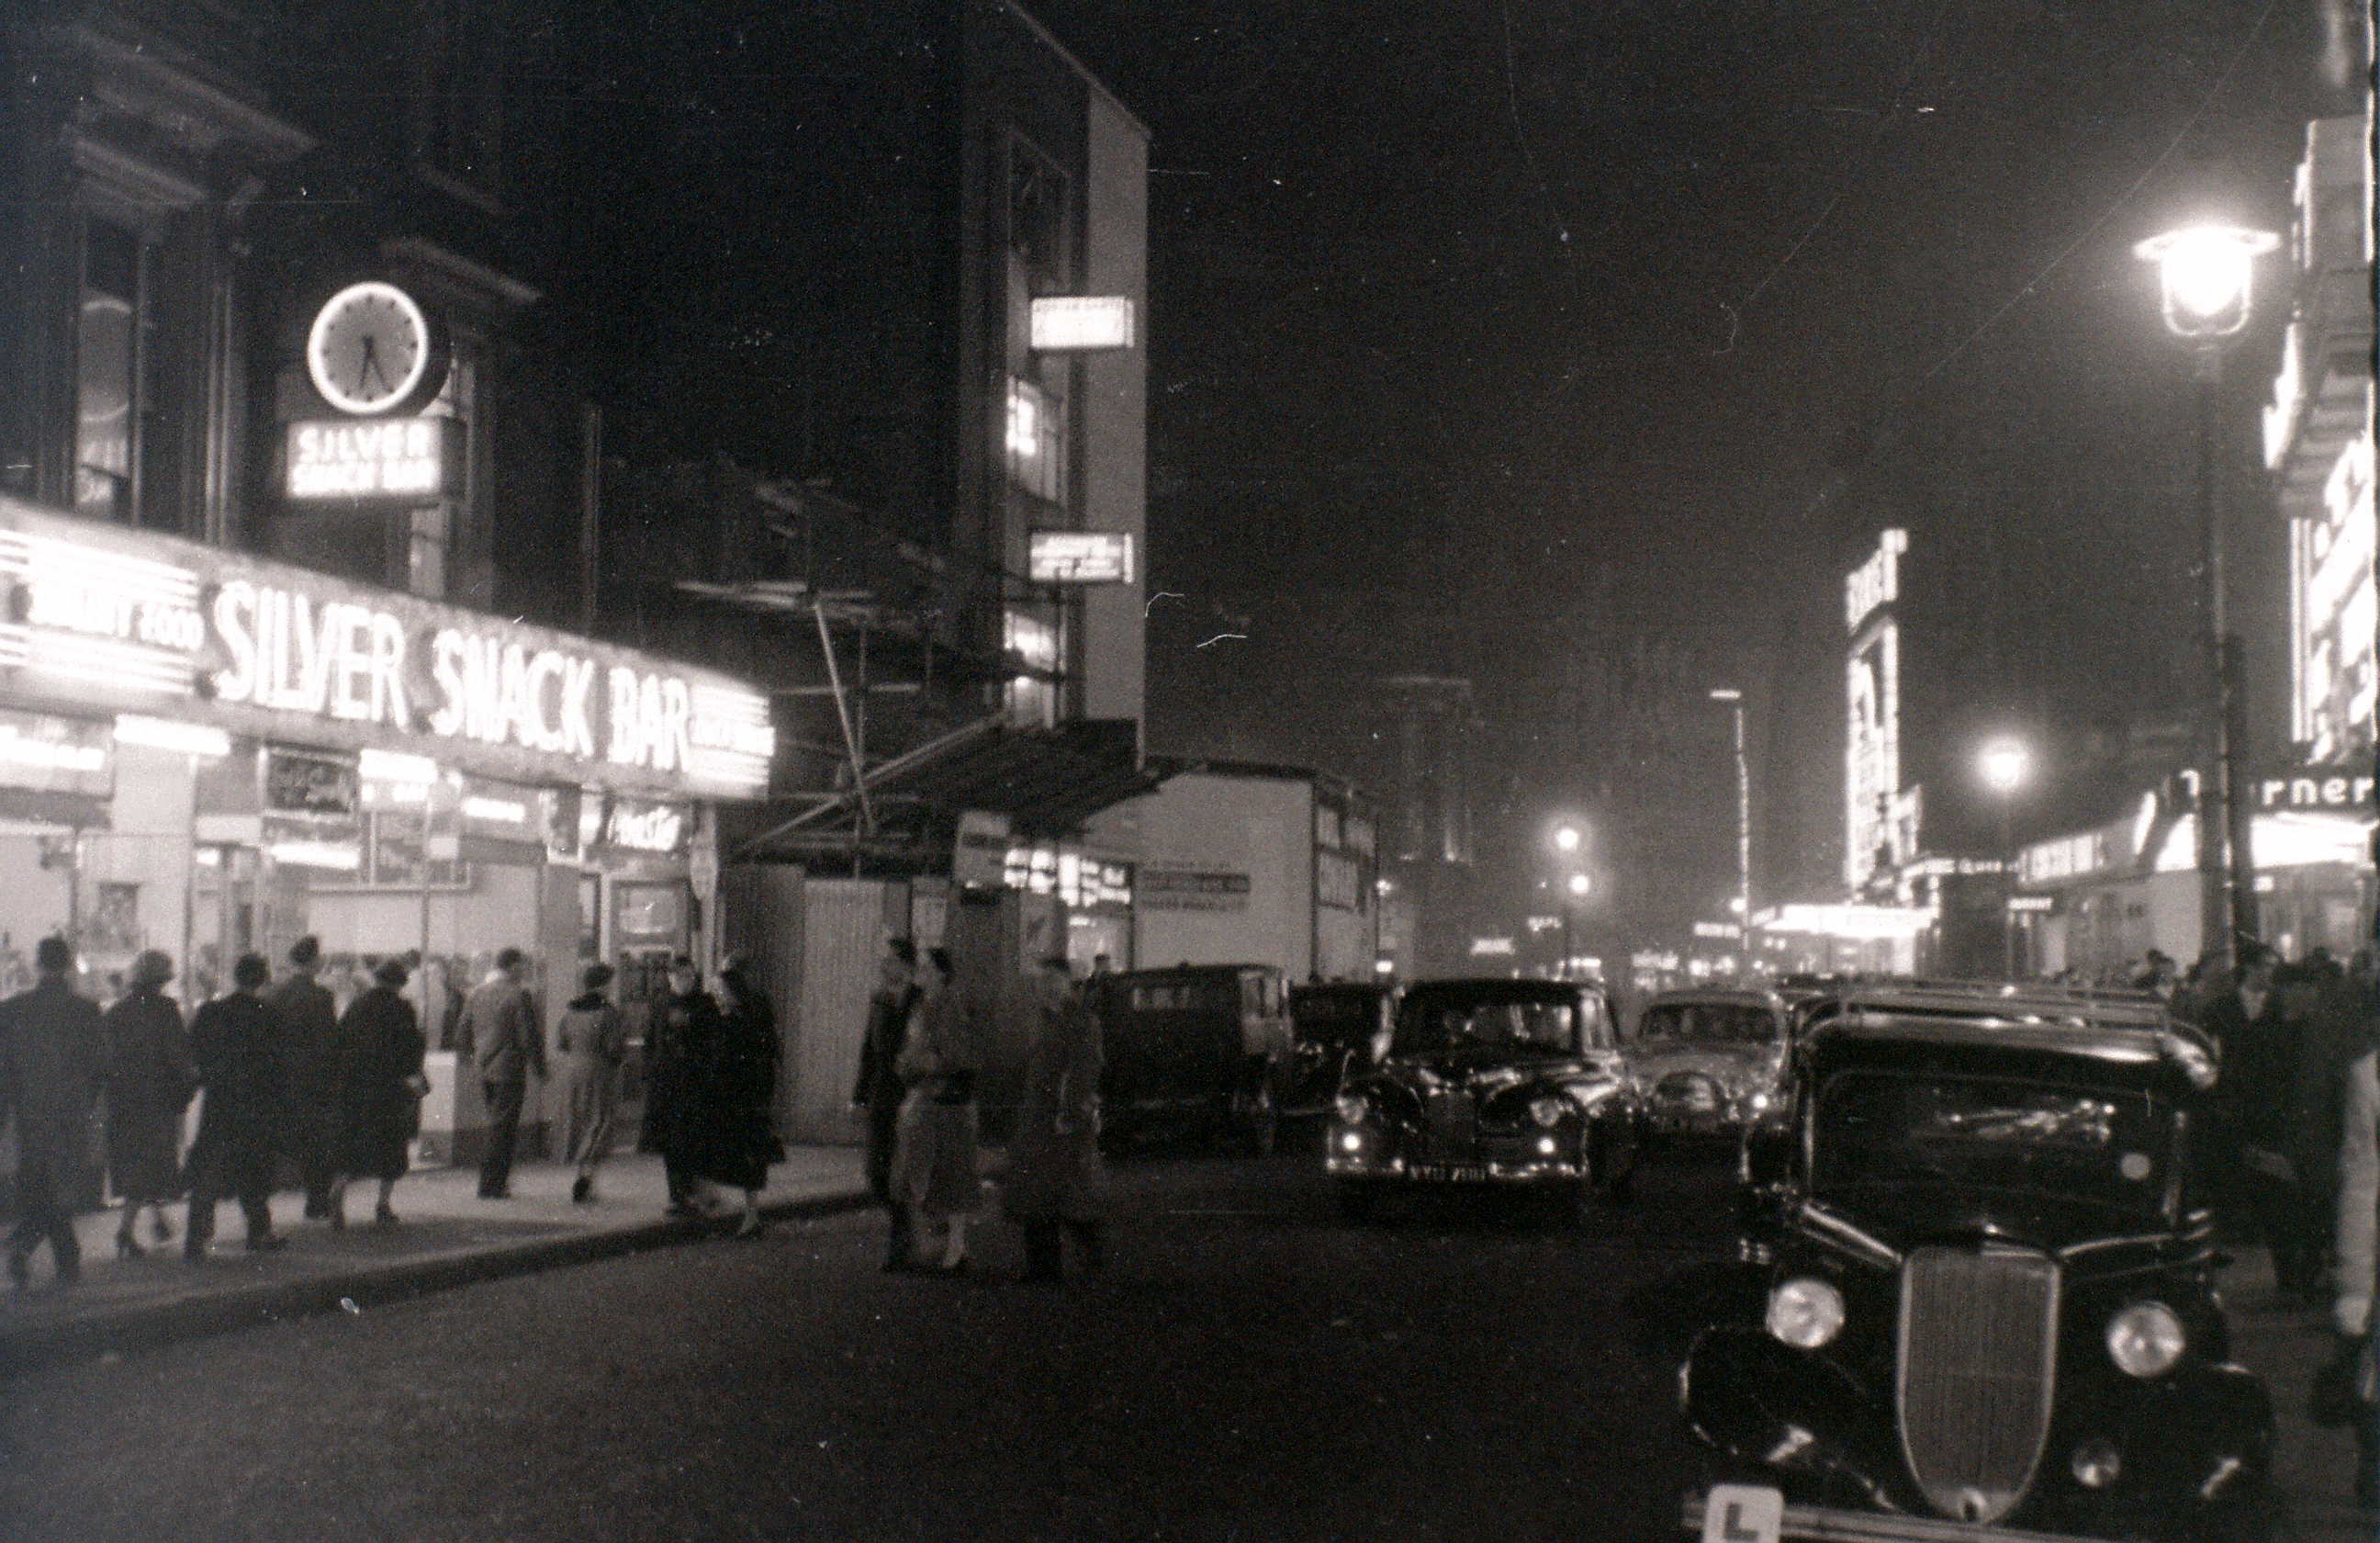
[
  {"xmin": 1, "ymin": 937, "xmax": 106, "ymax": 1288},
  {"xmin": 462, "ymin": 948, "xmax": 544, "ymax": 1199},
  {"xmin": 1004, "ymin": 955, "xmax": 1106, "ymax": 1283},
  {"xmin": 185, "ymin": 952, "xmax": 289, "ymax": 1257},
  {"xmin": 852, "ymin": 938, "xmax": 919, "ymax": 1267},
  {"xmin": 269, "ymin": 935, "xmax": 342, "ymax": 1220}
]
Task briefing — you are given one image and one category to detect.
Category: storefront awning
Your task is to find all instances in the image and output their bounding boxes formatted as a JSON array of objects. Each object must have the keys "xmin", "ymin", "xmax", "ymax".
[{"xmin": 733, "ymin": 716, "xmax": 1157, "ymax": 862}]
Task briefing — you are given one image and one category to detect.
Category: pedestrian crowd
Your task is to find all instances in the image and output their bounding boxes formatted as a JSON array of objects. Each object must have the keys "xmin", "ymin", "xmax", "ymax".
[
  {"xmin": 2092, "ymin": 940, "xmax": 2380, "ymax": 1506},
  {"xmin": 0, "ymin": 932, "xmax": 790, "ymax": 1290},
  {"xmin": 854, "ymin": 940, "xmax": 1107, "ymax": 1283}
]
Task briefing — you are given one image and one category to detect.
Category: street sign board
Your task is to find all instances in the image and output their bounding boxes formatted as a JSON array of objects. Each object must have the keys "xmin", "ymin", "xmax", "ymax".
[
  {"xmin": 1029, "ymin": 296, "xmax": 1136, "ymax": 351},
  {"xmin": 1029, "ymin": 530, "xmax": 1135, "ymax": 584}
]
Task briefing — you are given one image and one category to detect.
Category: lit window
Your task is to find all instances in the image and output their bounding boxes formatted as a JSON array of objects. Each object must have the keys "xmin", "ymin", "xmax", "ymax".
[
  {"xmin": 76, "ymin": 221, "xmax": 140, "ymax": 524},
  {"xmin": 1005, "ymin": 377, "xmax": 1061, "ymax": 501}
]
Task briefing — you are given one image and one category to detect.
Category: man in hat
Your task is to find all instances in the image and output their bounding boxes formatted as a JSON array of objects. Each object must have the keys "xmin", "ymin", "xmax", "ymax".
[
  {"xmin": 851, "ymin": 938, "xmax": 920, "ymax": 1267},
  {"xmin": 0, "ymin": 937, "xmax": 106, "ymax": 1288},
  {"xmin": 185, "ymin": 953, "xmax": 289, "ymax": 1257},
  {"xmin": 270, "ymin": 935, "xmax": 342, "ymax": 1220},
  {"xmin": 461, "ymin": 947, "xmax": 544, "ymax": 1199}
]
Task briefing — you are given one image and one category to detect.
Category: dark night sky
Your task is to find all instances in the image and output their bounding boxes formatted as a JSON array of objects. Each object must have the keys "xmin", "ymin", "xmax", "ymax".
[
  {"xmin": 1019, "ymin": 0, "xmax": 2363, "ymax": 935},
  {"xmin": 550, "ymin": 0, "xmax": 2365, "ymax": 947}
]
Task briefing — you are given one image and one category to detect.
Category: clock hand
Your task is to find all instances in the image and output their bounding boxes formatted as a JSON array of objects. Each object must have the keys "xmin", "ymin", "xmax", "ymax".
[{"xmin": 357, "ymin": 335, "xmax": 393, "ymax": 397}]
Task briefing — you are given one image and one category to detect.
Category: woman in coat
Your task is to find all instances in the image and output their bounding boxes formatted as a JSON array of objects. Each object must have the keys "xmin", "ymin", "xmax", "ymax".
[
  {"xmin": 702, "ymin": 958, "xmax": 784, "ymax": 1238},
  {"xmin": 889, "ymin": 947, "xmax": 981, "ymax": 1273},
  {"xmin": 556, "ymin": 963, "xmax": 628, "ymax": 1204},
  {"xmin": 1005, "ymin": 955, "xmax": 1106, "ymax": 1282},
  {"xmin": 330, "ymin": 957, "xmax": 427, "ymax": 1228},
  {"xmin": 103, "ymin": 950, "xmax": 195, "ymax": 1256}
]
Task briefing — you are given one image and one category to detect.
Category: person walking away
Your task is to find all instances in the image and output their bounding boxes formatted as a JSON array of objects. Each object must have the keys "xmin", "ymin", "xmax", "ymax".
[
  {"xmin": 101, "ymin": 950, "xmax": 193, "ymax": 1256},
  {"xmin": 2327, "ymin": 1034, "xmax": 2379, "ymax": 1506},
  {"xmin": 555, "ymin": 963, "xmax": 627, "ymax": 1204},
  {"xmin": 642, "ymin": 955, "xmax": 723, "ymax": 1216},
  {"xmin": 852, "ymin": 939, "xmax": 921, "ymax": 1267},
  {"xmin": 1005, "ymin": 955, "xmax": 1106, "ymax": 1284},
  {"xmin": 184, "ymin": 953, "xmax": 289, "ymax": 1258},
  {"xmin": 889, "ymin": 947, "xmax": 981, "ymax": 1274},
  {"xmin": 329, "ymin": 957, "xmax": 427, "ymax": 1228},
  {"xmin": 461, "ymin": 948, "xmax": 544, "ymax": 1199},
  {"xmin": 0, "ymin": 938, "xmax": 106, "ymax": 1288},
  {"xmin": 269, "ymin": 937, "xmax": 342, "ymax": 1222},
  {"xmin": 2231, "ymin": 960, "xmax": 2325, "ymax": 1299},
  {"xmin": 707, "ymin": 957, "xmax": 785, "ymax": 1238}
]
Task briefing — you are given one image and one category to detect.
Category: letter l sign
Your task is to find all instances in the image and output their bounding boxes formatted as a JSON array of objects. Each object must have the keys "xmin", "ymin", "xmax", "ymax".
[{"xmin": 1701, "ymin": 1485, "xmax": 1783, "ymax": 1543}]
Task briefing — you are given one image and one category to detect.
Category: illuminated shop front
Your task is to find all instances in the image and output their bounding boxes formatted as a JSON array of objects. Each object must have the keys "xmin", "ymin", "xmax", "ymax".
[
  {"xmin": 1003, "ymin": 840, "xmax": 1135, "ymax": 972},
  {"xmin": 0, "ymin": 491, "xmax": 773, "ymax": 1158}
]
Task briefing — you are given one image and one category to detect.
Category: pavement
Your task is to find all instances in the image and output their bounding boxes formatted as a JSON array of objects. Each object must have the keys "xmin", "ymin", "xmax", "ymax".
[
  {"xmin": 0, "ymin": 1151, "xmax": 2370, "ymax": 1541},
  {"xmin": 0, "ymin": 1146, "xmax": 871, "ymax": 1379}
]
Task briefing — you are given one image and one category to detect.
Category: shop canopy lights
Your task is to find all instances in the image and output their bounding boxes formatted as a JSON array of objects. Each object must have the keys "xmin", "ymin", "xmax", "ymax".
[{"xmin": 113, "ymin": 714, "xmax": 230, "ymax": 758}]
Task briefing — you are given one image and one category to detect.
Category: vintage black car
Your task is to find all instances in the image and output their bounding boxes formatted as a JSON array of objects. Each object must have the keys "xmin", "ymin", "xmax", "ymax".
[
  {"xmin": 1630, "ymin": 987, "xmax": 1793, "ymax": 1154},
  {"xmin": 1092, "ymin": 963, "xmax": 1297, "ymax": 1154},
  {"xmin": 1284, "ymin": 981, "xmax": 1398, "ymax": 1116},
  {"xmin": 1328, "ymin": 976, "xmax": 1640, "ymax": 1223},
  {"xmin": 1680, "ymin": 987, "xmax": 2273, "ymax": 1542}
]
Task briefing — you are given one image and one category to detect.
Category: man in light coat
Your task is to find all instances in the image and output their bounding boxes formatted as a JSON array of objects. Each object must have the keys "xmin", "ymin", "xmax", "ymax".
[
  {"xmin": 462, "ymin": 948, "xmax": 544, "ymax": 1199},
  {"xmin": 0, "ymin": 937, "xmax": 105, "ymax": 1288}
]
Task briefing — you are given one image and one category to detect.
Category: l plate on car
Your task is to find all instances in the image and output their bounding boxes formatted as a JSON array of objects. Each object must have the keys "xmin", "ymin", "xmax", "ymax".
[
  {"xmin": 1699, "ymin": 1484, "xmax": 1782, "ymax": 1543},
  {"xmin": 1409, "ymin": 1164, "xmax": 1488, "ymax": 1182}
]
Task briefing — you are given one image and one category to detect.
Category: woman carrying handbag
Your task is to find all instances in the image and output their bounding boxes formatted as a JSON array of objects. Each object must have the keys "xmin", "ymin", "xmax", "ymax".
[{"xmin": 887, "ymin": 948, "xmax": 981, "ymax": 1274}]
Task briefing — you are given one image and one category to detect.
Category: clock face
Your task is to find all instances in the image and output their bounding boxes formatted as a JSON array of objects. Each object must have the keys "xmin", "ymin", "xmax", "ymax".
[{"xmin": 306, "ymin": 281, "xmax": 437, "ymax": 415}]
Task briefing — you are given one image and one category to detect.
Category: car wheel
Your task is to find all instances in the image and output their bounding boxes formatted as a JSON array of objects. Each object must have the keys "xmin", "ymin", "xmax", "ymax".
[{"xmin": 1336, "ymin": 1181, "xmax": 1377, "ymax": 1222}]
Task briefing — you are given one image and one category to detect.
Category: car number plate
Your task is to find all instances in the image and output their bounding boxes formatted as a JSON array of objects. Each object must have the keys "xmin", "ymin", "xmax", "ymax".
[
  {"xmin": 1410, "ymin": 1164, "xmax": 1488, "ymax": 1183},
  {"xmin": 1699, "ymin": 1485, "xmax": 1782, "ymax": 1543}
]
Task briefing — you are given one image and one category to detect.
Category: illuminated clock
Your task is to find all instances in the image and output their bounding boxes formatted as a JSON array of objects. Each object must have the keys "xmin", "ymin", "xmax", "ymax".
[{"xmin": 305, "ymin": 281, "xmax": 445, "ymax": 415}]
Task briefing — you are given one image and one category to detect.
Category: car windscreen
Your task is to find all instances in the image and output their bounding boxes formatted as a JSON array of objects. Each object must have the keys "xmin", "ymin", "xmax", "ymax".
[
  {"xmin": 1637, "ymin": 1002, "xmax": 1781, "ymax": 1046},
  {"xmin": 1121, "ymin": 982, "xmax": 1237, "ymax": 1014},
  {"xmin": 1811, "ymin": 1071, "xmax": 2170, "ymax": 1216},
  {"xmin": 1392, "ymin": 998, "xmax": 1577, "ymax": 1055}
]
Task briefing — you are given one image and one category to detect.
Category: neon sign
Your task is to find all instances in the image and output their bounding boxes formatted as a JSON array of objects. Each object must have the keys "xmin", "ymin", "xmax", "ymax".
[
  {"xmin": 284, "ymin": 419, "xmax": 456, "ymax": 500},
  {"xmin": 1845, "ymin": 528, "xmax": 1908, "ymax": 633}
]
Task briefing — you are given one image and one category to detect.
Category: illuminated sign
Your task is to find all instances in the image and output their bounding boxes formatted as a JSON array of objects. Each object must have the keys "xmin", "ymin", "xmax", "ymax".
[
  {"xmin": 2254, "ymin": 766, "xmax": 2377, "ymax": 812},
  {"xmin": 2007, "ymin": 895, "xmax": 2057, "ymax": 914},
  {"xmin": 1844, "ymin": 528, "xmax": 1908, "ymax": 633},
  {"xmin": 2290, "ymin": 424, "xmax": 2375, "ymax": 760},
  {"xmin": 1691, "ymin": 920, "xmax": 1738, "ymax": 940},
  {"xmin": 284, "ymin": 419, "xmax": 458, "ymax": 500},
  {"xmin": 1468, "ymin": 936, "xmax": 1517, "ymax": 958},
  {"xmin": 1845, "ymin": 618, "xmax": 1902, "ymax": 892},
  {"xmin": 262, "ymin": 745, "xmax": 363, "ymax": 871},
  {"xmin": 1028, "ymin": 531, "xmax": 1136, "ymax": 584},
  {"xmin": 0, "ymin": 709, "xmax": 114, "ymax": 798},
  {"xmin": 0, "ymin": 493, "xmax": 775, "ymax": 799},
  {"xmin": 1141, "ymin": 868, "xmax": 1252, "ymax": 913},
  {"xmin": 603, "ymin": 795, "xmax": 689, "ymax": 855},
  {"xmin": 2019, "ymin": 830, "xmax": 2110, "ymax": 886},
  {"xmin": 1028, "ymin": 296, "xmax": 1137, "ymax": 352},
  {"xmin": 1757, "ymin": 903, "xmax": 1937, "ymax": 941}
]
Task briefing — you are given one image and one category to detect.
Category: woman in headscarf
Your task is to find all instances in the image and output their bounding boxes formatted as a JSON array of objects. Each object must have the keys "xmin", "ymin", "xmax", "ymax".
[
  {"xmin": 889, "ymin": 947, "xmax": 982, "ymax": 1273},
  {"xmin": 704, "ymin": 957, "xmax": 785, "ymax": 1238},
  {"xmin": 102, "ymin": 949, "xmax": 194, "ymax": 1256},
  {"xmin": 330, "ymin": 957, "xmax": 427, "ymax": 1228},
  {"xmin": 556, "ymin": 963, "xmax": 628, "ymax": 1204}
]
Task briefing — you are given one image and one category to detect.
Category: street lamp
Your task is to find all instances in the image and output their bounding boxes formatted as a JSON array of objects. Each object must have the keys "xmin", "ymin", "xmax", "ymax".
[
  {"xmin": 1978, "ymin": 738, "xmax": 2030, "ymax": 979},
  {"xmin": 1553, "ymin": 824, "xmax": 1582, "ymax": 854},
  {"xmin": 1710, "ymin": 689, "xmax": 1752, "ymax": 968},
  {"xmin": 2134, "ymin": 223, "xmax": 2279, "ymax": 963}
]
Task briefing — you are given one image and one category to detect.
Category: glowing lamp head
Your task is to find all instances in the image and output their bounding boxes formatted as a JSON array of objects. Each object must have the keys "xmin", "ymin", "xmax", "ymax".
[
  {"xmin": 2133, "ymin": 226, "xmax": 2279, "ymax": 342},
  {"xmin": 1566, "ymin": 873, "xmax": 1592, "ymax": 898},
  {"xmin": 1554, "ymin": 825, "xmax": 1582, "ymax": 854},
  {"xmin": 1978, "ymin": 738, "xmax": 2030, "ymax": 795}
]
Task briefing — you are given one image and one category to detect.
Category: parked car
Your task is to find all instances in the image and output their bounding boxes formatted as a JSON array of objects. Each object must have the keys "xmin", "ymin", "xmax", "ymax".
[
  {"xmin": 1629, "ymin": 987, "xmax": 1792, "ymax": 1154},
  {"xmin": 1679, "ymin": 985, "xmax": 2273, "ymax": 1542},
  {"xmin": 1284, "ymin": 981, "xmax": 1398, "ymax": 1116},
  {"xmin": 1091, "ymin": 964, "xmax": 1296, "ymax": 1154},
  {"xmin": 1328, "ymin": 976, "xmax": 1640, "ymax": 1224}
]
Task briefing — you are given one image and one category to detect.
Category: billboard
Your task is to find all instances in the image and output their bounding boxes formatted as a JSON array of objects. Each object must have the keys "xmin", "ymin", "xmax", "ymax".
[
  {"xmin": 1845, "ymin": 530, "xmax": 1908, "ymax": 893},
  {"xmin": 2290, "ymin": 425, "xmax": 2374, "ymax": 761}
]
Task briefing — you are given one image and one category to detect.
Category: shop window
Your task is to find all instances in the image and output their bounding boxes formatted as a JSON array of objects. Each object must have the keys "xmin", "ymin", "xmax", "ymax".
[
  {"xmin": 311, "ymin": 812, "xmax": 471, "ymax": 890},
  {"xmin": 76, "ymin": 220, "xmax": 141, "ymax": 524}
]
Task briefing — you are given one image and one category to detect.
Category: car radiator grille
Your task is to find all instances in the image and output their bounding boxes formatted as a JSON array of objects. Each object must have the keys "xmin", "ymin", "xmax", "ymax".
[
  {"xmin": 1422, "ymin": 1089, "xmax": 1476, "ymax": 1162},
  {"xmin": 1895, "ymin": 1245, "xmax": 2058, "ymax": 1525}
]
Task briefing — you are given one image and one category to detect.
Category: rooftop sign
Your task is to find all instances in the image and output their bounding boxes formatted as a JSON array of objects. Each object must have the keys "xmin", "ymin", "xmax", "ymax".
[{"xmin": 1029, "ymin": 296, "xmax": 1137, "ymax": 352}]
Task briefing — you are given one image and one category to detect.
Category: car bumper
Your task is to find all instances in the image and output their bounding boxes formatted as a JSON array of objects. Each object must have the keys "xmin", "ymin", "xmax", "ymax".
[
  {"xmin": 1682, "ymin": 1491, "xmax": 2108, "ymax": 1542},
  {"xmin": 1326, "ymin": 1127, "xmax": 1581, "ymax": 1183}
]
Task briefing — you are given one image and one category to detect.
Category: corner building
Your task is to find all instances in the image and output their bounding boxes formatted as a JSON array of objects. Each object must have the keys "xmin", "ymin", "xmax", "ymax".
[{"xmin": 0, "ymin": 3, "xmax": 776, "ymax": 1170}]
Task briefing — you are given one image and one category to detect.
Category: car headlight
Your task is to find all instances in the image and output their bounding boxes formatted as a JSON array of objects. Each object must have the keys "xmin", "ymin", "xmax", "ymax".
[
  {"xmin": 1746, "ymin": 1091, "xmax": 1773, "ymax": 1114},
  {"xmin": 1334, "ymin": 1092, "xmax": 1371, "ymax": 1125},
  {"xmin": 2105, "ymin": 1301, "xmax": 2185, "ymax": 1378},
  {"xmin": 1765, "ymin": 1277, "xmax": 1845, "ymax": 1349},
  {"xmin": 1528, "ymin": 1096, "xmax": 1568, "ymax": 1128}
]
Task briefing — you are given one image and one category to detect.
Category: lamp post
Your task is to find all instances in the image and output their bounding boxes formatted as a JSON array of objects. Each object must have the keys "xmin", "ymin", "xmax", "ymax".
[
  {"xmin": 1978, "ymin": 738, "xmax": 2031, "ymax": 979},
  {"xmin": 2134, "ymin": 224, "xmax": 2278, "ymax": 965},
  {"xmin": 1565, "ymin": 871, "xmax": 1592, "ymax": 982},
  {"xmin": 1710, "ymin": 689, "xmax": 1752, "ymax": 968}
]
